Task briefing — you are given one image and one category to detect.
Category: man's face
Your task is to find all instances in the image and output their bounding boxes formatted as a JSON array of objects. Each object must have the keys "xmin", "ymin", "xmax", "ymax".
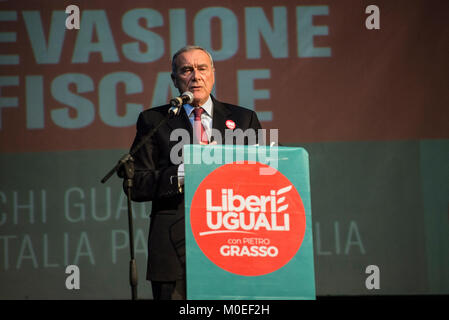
[{"xmin": 172, "ymin": 49, "xmax": 215, "ymax": 106}]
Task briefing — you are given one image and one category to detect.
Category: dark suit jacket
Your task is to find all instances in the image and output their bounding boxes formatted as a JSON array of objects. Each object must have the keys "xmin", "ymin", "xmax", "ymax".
[{"xmin": 128, "ymin": 96, "xmax": 262, "ymax": 281}]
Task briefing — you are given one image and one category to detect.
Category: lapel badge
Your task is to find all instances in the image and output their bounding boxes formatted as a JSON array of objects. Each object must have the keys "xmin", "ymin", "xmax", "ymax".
[{"xmin": 225, "ymin": 120, "xmax": 236, "ymax": 130}]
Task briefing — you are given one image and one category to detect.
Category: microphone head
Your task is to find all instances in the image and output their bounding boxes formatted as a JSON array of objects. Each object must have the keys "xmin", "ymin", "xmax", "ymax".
[{"xmin": 182, "ymin": 91, "xmax": 194, "ymax": 104}]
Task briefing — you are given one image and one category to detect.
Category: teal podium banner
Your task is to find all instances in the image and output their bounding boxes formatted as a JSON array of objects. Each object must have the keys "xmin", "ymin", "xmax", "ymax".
[{"xmin": 184, "ymin": 145, "xmax": 315, "ymax": 300}]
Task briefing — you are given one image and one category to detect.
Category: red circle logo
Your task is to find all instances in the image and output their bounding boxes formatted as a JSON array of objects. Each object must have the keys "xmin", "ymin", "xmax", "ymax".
[
  {"xmin": 225, "ymin": 120, "xmax": 236, "ymax": 130},
  {"xmin": 190, "ymin": 162, "xmax": 306, "ymax": 276}
]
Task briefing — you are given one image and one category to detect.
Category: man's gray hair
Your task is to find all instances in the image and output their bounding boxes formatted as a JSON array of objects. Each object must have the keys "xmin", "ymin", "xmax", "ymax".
[{"xmin": 171, "ymin": 45, "xmax": 214, "ymax": 76}]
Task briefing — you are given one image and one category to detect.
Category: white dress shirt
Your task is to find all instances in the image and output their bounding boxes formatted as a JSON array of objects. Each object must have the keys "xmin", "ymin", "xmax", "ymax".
[
  {"xmin": 183, "ymin": 95, "xmax": 213, "ymax": 139},
  {"xmin": 177, "ymin": 96, "xmax": 213, "ymax": 187}
]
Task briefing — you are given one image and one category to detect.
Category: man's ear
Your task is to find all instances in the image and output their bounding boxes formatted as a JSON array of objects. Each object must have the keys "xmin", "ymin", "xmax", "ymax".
[{"xmin": 171, "ymin": 73, "xmax": 178, "ymax": 88}]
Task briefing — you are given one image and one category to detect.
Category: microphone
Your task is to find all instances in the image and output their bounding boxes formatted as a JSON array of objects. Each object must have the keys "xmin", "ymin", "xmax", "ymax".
[{"xmin": 169, "ymin": 91, "xmax": 194, "ymax": 116}]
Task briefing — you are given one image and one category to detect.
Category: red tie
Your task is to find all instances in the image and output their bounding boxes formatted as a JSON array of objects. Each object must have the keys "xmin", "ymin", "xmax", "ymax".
[{"xmin": 193, "ymin": 107, "xmax": 209, "ymax": 144}]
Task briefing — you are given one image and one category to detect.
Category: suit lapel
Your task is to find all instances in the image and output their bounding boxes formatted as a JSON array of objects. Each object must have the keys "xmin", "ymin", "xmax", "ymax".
[
  {"xmin": 166, "ymin": 106, "xmax": 193, "ymax": 143},
  {"xmin": 211, "ymin": 96, "xmax": 231, "ymax": 141}
]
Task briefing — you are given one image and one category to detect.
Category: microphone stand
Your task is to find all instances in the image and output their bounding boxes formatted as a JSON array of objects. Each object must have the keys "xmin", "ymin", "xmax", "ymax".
[{"xmin": 100, "ymin": 104, "xmax": 181, "ymax": 300}]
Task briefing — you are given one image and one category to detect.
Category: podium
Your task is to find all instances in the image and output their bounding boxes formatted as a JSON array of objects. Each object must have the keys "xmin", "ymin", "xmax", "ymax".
[{"xmin": 184, "ymin": 145, "xmax": 315, "ymax": 300}]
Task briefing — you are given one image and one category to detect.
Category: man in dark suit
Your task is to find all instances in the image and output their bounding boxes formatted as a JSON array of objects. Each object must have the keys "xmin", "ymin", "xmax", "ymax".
[{"xmin": 128, "ymin": 45, "xmax": 262, "ymax": 300}]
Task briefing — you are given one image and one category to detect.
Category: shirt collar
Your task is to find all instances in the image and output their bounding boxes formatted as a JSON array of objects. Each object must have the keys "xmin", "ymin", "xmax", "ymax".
[{"xmin": 183, "ymin": 95, "xmax": 213, "ymax": 117}]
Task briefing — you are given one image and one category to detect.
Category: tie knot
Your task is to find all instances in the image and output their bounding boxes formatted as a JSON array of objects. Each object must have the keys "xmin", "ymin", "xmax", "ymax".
[{"xmin": 193, "ymin": 107, "xmax": 204, "ymax": 121}]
